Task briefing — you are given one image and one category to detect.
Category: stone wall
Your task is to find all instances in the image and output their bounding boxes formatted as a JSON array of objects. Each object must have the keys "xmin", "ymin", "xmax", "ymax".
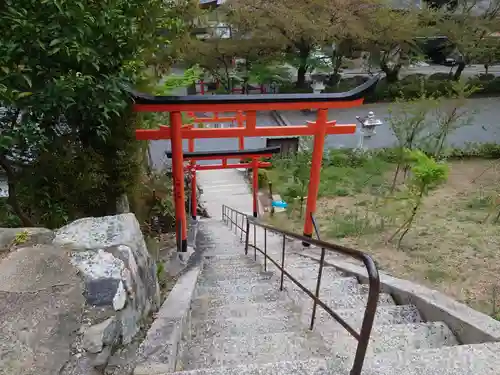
[{"xmin": 0, "ymin": 213, "xmax": 160, "ymax": 375}]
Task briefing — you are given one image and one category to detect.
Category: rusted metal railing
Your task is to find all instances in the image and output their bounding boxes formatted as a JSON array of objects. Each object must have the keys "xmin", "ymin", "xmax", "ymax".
[{"xmin": 221, "ymin": 204, "xmax": 381, "ymax": 375}]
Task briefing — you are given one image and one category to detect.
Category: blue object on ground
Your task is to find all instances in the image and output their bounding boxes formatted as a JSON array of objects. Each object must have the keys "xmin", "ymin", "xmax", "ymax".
[{"xmin": 272, "ymin": 200, "xmax": 288, "ymax": 208}]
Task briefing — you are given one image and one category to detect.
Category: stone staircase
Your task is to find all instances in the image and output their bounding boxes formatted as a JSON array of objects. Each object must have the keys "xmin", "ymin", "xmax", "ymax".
[{"xmin": 164, "ymin": 217, "xmax": 500, "ymax": 375}]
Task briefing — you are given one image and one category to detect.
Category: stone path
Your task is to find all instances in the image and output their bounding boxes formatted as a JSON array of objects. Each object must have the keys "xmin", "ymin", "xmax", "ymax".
[
  {"xmin": 144, "ymin": 170, "xmax": 497, "ymax": 374},
  {"xmin": 196, "ymin": 169, "xmax": 255, "ymax": 217}
]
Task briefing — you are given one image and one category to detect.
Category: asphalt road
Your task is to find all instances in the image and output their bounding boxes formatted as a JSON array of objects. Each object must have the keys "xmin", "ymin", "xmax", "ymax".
[
  {"xmin": 148, "ymin": 97, "xmax": 500, "ymax": 170},
  {"xmin": 284, "ymin": 97, "xmax": 500, "ymax": 150}
]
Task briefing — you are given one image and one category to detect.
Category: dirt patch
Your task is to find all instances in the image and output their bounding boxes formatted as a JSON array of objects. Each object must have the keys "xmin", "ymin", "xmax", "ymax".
[{"xmin": 270, "ymin": 159, "xmax": 500, "ymax": 318}]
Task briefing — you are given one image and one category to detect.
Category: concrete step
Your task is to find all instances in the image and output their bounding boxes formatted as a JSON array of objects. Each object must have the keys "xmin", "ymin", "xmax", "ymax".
[
  {"xmin": 171, "ymin": 358, "xmax": 338, "ymax": 375},
  {"xmin": 202, "ymin": 261, "xmax": 262, "ymax": 273},
  {"xmin": 203, "ymin": 248, "xmax": 247, "ymax": 256},
  {"xmin": 295, "ymin": 289, "xmax": 395, "ymax": 311},
  {"xmin": 319, "ymin": 322, "xmax": 458, "ymax": 357},
  {"xmin": 191, "ymin": 314, "xmax": 305, "ymax": 339},
  {"xmin": 191, "ymin": 289, "xmax": 288, "ymax": 310},
  {"xmin": 199, "ymin": 267, "xmax": 274, "ymax": 281},
  {"xmin": 191, "ymin": 300, "xmax": 301, "ymax": 321},
  {"xmin": 281, "ymin": 266, "xmax": 346, "ymax": 281},
  {"xmin": 286, "ymin": 276, "xmax": 360, "ymax": 295},
  {"xmin": 202, "ymin": 254, "xmax": 258, "ymax": 266},
  {"xmin": 199, "ymin": 274, "xmax": 275, "ymax": 287},
  {"xmin": 173, "ymin": 342, "xmax": 500, "ymax": 374},
  {"xmin": 359, "ymin": 342, "xmax": 500, "ymax": 375},
  {"xmin": 196, "ymin": 281, "xmax": 281, "ymax": 298},
  {"xmin": 306, "ymin": 304, "xmax": 422, "ymax": 331},
  {"xmin": 179, "ymin": 331, "xmax": 332, "ymax": 370}
]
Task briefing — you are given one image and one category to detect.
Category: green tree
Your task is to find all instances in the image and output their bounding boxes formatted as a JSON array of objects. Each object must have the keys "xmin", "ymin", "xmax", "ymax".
[
  {"xmin": 365, "ymin": 6, "xmax": 426, "ymax": 83},
  {"xmin": 0, "ymin": 0, "xmax": 196, "ymax": 227},
  {"xmin": 429, "ymin": 79, "xmax": 478, "ymax": 158},
  {"xmin": 227, "ymin": 0, "xmax": 370, "ymax": 88},
  {"xmin": 430, "ymin": 0, "xmax": 500, "ymax": 80},
  {"xmin": 390, "ymin": 149, "xmax": 448, "ymax": 247},
  {"xmin": 388, "ymin": 89, "xmax": 437, "ymax": 192}
]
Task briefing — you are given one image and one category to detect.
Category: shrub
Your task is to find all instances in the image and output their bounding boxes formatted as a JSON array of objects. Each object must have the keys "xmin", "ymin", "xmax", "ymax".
[
  {"xmin": 428, "ymin": 72, "xmax": 453, "ymax": 81},
  {"xmin": 400, "ymin": 74, "xmax": 427, "ymax": 85},
  {"xmin": 258, "ymin": 169, "xmax": 269, "ymax": 189},
  {"xmin": 324, "ymin": 75, "xmax": 368, "ymax": 93},
  {"xmin": 278, "ymin": 84, "xmax": 313, "ymax": 93}
]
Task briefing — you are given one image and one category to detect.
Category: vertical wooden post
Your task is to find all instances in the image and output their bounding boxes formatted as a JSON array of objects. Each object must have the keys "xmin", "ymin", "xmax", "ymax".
[
  {"xmin": 237, "ymin": 111, "xmax": 245, "ymax": 153},
  {"xmin": 303, "ymin": 108, "xmax": 328, "ymax": 243},
  {"xmin": 191, "ymin": 169, "xmax": 197, "ymax": 220},
  {"xmin": 252, "ymin": 158, "xmax": 259, "ymax": 217},
  {"xmin": 188, "ymin": 138, "xmax": 197, "ymax": 220},
  {"xmin": 170, "ymin": 111, "xmax": 187, "ymax": 252}
]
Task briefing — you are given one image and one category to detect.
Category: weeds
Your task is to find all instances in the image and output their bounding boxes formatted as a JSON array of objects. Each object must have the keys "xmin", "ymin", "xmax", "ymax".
[{"xmin": 265, "ymin": 149, "xmax": 500, "ymax": 316}]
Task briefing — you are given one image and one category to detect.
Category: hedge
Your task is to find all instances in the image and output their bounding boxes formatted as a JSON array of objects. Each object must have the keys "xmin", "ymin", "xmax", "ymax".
[{"xmin": 285, "ymin": 74, "xmax": 500, "ymax": 102}]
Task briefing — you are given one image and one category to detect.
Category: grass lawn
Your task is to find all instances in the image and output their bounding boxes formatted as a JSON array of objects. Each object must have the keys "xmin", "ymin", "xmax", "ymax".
[{"xmin": 265, "ymin": 152, "xmax": 500, "ymax": 319}]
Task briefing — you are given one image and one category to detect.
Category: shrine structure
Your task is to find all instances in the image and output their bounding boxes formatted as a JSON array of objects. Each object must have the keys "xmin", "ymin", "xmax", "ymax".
[{"xmin": 132, "ymin": 76, "xmax": 379, "ymax": 251}]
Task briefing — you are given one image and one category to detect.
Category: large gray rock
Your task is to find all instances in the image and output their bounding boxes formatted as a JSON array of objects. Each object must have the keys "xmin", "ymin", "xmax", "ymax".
[
  {"xmin": 0, "ymin": 214, "xmax": 160, "ymax": 374},
  {"xmin": 82, "ymin": 317, "xmax": 119, "ymax": 353},
  {"xmin": 0, "ymin": 245, "xmax": 85, "ymax": 375},
  {"xmin": 54, "ymin": 213, "xmax": 161, "ymax": 344},
  {"xmin": 0, "ymin": 227, "xmax": 54, "ymax": 253}
]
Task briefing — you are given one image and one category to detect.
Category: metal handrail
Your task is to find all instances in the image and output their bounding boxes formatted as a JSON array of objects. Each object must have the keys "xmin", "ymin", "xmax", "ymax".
[{"xmin": 221, "ymin": 204, "xmax": 380, "ymax": 375}]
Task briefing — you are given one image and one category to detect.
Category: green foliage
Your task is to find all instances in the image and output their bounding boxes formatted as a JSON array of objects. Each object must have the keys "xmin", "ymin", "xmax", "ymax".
[
  {"xmin": 270, "ymin": 152, "xmax": 312, "ymax": 217},
  {"xmin": 132, "ymin": 171, "xmax": 176, "ymax": 234},
  {"xmin": 390, "ymin": 149, "xmax": 448, "ymax": 247},
  {"xmin": 0, "ymin": 0, "xmax": 195, "ymax": 227},
  {"xmin": 278, "ymin": 83, "xmax": 313, "ymax": 93},
  {"xmin": 258, "ymin": 169, "xmax": 269, "ymax": 189},
  {"xmin": 13, "ymin": 230, "xmax": 29, "ymax": 245},
  {"xmin": 444, "ymin": 143, "xmax": 500, "ymax": 159},
  {"xmin": 244, "ymin": 63, "xmax": 293, "ymax": 85},
  {"xmin": 407, "ymin": 150, "xmax": 449, "ymax": 192},
  {"xmin": 325, "ymin": 73, "xmax": 500, "ymax": 104}
]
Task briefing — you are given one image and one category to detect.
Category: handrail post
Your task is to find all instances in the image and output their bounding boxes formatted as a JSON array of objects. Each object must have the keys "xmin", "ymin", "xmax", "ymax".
[
  {"xmin": 240, "ymin": 214, "xmax": 244, "ymax": 242},
  {"xmin": 254, "ymin": 222, "xmax": 257, "ymax": 261},
  {"xmin": 244, "ymin": 216, "xmax": 250, "ymax": 255},
  {"xmin": 280, "ymin": 234, "xmax": 286, "ymax": 291},
  {"xmin": 222, "ymin": 205, "xmax": 225, "ymax": 222},
  {"xmin": 264, "ymin": 228, "xmax": 267, "ymax": 272},
  {"xmin": 221, "ymin": 207, "xmax": 380, "ymax": 375},
  {"xmin": 350, "ymin": 259, "xmax": 380, "ymax": 375},
  {"xmin": 310, "ymin": 246, "xmax": 326, "ymax": 330}
]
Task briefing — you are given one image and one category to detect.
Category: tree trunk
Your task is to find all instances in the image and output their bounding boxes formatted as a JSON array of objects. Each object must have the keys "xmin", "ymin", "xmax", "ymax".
[
  {"xmin": 296, "ymin": 65, "xmax": 307, "ymax": 88},
  {"xmin": 296, "ymin": 44, "xmax": 310, "ymax": 88},
  {"xmin": 453, "ymin": 61, "xmax": 465, "ymax": 81},
  {"xmin": 380, "ymin": 60, "xmax": 401, "ymax": 83},
  {"xmin": 381, "ymin": 64, "xmax": 401, "ymax": 83},
  {"xmin": 0, "ymin": 154, "xmax": 34, "ymax": 227}
]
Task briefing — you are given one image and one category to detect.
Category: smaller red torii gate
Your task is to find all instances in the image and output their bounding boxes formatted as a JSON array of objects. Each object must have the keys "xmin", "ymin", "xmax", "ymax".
[
  {"xmin": 165, "ymin": 146, "xmax": 280, "ymax": 220},
  {"xmin": 132, "ymin": 76, "xmax": 379, "ymax": 251}
]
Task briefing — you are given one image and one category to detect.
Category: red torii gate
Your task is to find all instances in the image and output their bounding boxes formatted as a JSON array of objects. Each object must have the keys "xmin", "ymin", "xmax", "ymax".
[
  {"xmin": 132, "ymin": 76, "xmax": 379, "ymax": 251},
  {"xmin": 166, "ymin": 146, "xmax": 280, "ymax": 220}
]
